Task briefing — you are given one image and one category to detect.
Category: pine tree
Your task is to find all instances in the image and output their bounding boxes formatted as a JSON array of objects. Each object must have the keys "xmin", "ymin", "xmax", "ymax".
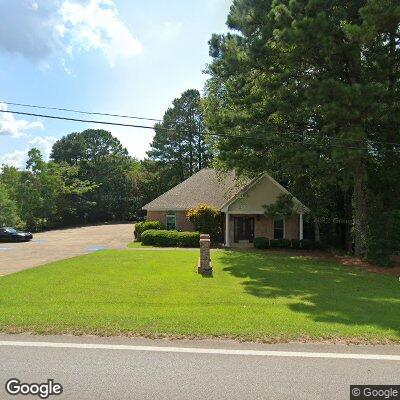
[
  {"xmin": 147, "ymin": 89, "xmax": 212, "ymax": 183},
  {"xmin": 205, "ymin": 0, "xmax": 400, "ymax": 256}
]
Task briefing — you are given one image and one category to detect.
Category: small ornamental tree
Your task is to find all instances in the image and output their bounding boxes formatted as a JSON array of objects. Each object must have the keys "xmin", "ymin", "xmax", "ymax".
[
  {"xmin": 187, "ymin": 203, "xmax": 222, "ymax": 243},
  {"xmin": 263, "ymin": 194, "xmax": 295, "ymax": 218}
]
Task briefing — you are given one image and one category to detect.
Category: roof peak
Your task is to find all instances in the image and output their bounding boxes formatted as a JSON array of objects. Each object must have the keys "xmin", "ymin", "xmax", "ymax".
[{"xmin": 142, "ymin": 168, "xmax": 248, "ymax": 211}]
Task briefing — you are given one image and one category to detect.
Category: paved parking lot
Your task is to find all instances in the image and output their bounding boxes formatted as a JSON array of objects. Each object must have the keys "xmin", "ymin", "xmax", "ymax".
[{"xmin": 0, "ymin": 224, "xmax": 133, "ymax": 276}]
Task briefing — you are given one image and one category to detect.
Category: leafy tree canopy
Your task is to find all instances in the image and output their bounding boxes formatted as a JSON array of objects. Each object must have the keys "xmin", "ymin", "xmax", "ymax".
[
  {"xmin": 51, "ymin": 129, "xmax": 128, "ymax": 164},
  {"xmin": 187, "ymin": 203, "xmax": 222, "ymax": 242},
  {"xmin": 147, "ymin": 89, "xmax": 212, "ymax": 183},
  {"xmin": 205, "ymin": 0, "xmax": 400, "ymax": 257},
  {"xmin": 263, "ymin": 194, "xmax": 295, "ymax": 218}
]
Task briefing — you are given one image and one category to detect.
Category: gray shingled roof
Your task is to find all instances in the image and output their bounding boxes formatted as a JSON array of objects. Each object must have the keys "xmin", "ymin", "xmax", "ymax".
[{"xmin": 142, "ymin": 168, "xmax": 251, "ymax": 211}]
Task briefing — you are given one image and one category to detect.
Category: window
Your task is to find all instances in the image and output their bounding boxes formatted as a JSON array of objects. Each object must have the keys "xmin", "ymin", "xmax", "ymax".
[
  {"xmin": 234, "ymin": 217, "xmax": 255, "ymax": 243},
  {"xmin": 166, "ymin": 213, "xmax": 176, "ymax": 230},
  {"xmin": 273, "ymin": 215, "xmax": 284, "ymax": 239}
]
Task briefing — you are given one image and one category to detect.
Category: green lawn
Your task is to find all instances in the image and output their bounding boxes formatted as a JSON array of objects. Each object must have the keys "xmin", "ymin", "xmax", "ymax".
[
  {"xmin": 0, "ymin": 249, "xmax": 399, "ymax": 342},
  {"xmin": 127, "ymin": 241, "xmax": 152, "ymax": 248}
]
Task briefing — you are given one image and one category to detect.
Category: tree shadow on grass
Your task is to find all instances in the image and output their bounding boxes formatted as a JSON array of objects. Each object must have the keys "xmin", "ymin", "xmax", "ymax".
[{"xmin": 219, "ymin": 250, "xmax": 400, "ymax": 338}]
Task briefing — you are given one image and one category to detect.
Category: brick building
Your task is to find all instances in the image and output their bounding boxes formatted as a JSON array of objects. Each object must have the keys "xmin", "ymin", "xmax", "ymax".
[{"xmin": 143, "ymin": 169, "xmax": 309, "ymax": 247}]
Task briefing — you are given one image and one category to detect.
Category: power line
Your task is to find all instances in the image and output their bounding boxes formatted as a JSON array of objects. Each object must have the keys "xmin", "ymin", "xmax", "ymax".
[
  {"xmin": 0, "ymin": 101, "xmax": 162, "ymax": 123},
  {"xmin": 0, "ymin": 109, "xmax": 399, "ymax": 153},
  {"xmin": 0, "ymin": 109, "xmax": 163, "ymax": 130},
  {"xmin": 1, "ymin": 102, "xmax": 399, "ymax": 147}
]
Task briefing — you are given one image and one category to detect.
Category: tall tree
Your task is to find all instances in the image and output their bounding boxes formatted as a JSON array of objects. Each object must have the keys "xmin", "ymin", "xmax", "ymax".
[
  {"xmin": 147, "ymin": 89, "xmax": 212, "ymax": 184},
  {"xmin": 0, "ymin": 182, "xmax": 21, "ymax": 227},
  {"xmin": 51, "ymin": 129, "xmax": 128, "ymax": 164},
  {"xmin": 51, "ymin": 129, "xmax": 141, "ymax": 222},
  {"xmin": 0, "ymin": 149, "xmax": 96, "ymax": 230},
  {"xmin": 205, "ymin": 0, "xmax": 400, "ymax": 256}
]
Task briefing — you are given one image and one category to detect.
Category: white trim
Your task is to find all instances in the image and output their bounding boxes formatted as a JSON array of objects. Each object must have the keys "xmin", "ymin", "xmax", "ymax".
[
  {"xmin": 225, "ymin": 212, "xmax": 230, "ymax": 247},
  {"xmin": 144, "ymin": 207, "xmax": 189, "ymax": 212},
  {"xmin": 144, "ymin": 172, "xmax": 310, "ymax": 214},
  {"xmin": 263, "ymin": 174, "xmax": 310, "ymax": 213},
  {"xmin": 299, "ymin": 213, "xmax": 304, "ymax": 240},
  {"xmin": 220, "ymin": 172, "xmax": 310, "ymax": 214},
  {"xmin": 0, "ymin": 341, "xmax": 399, "ymax": 361},
  {"xmin": 165, "ymin": 213, "xmax": 176, "ymax": 230},
  {"xmin": 284, "ymin": 215, "xmax": 286, "ymax": 238},
  {"xmin": 273, "ymin": 215, "xmax": 285, "ymax": 239},
  {"xmin": 224, "ymin": 210, "xmax": 265, "ymax": 215},
  {"xmin": 220, "ymin": 174, "xmax": 264, "ymax": 212}
]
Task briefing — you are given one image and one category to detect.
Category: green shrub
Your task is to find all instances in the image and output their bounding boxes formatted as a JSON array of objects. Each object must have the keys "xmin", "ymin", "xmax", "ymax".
[
  {"xmin": 177, "ymin": 231, "xmax": 201, "ymax": 247},
  {"xmin": 141, "ymin": 230, "xmax": 176, "ymax": 246},
  {"xmin": 135, "ymin": 220, "xmax": 164, "ymax": 240},
  {"xmin": 254, "ymin": 237, "xmax": 270, "ymax": 249},
  {"xmin": 187, "ymin": 204, "xmax": 222, "ymax": 243},
  {"xmin": 300, "ymin": 239, "xmax": 315, "ymax": 249},
  {"xmin": 366, "ymin": 210, "xmax": 400, "ymax": 267},
  {"xmin": 141, "ymin": 230, "xmax": 200, "ymax": 247},
  {"xmin": 291, "ymin": 239, "xmax": 301, "ymax": 249},
  {"xmin": 269, "ymin": 238, "xmax": 291, "ymax": 248},
  {"xmin": 254, "ymin": 237, "xmax": 321, "ymax": 250},
  {"xmin": 269, "ymin": 239, "xmax": 279, "ymax": 248}
]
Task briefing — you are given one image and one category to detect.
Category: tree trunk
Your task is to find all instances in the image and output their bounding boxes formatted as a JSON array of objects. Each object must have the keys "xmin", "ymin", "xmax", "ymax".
[
  {"xmin": 345, "ymin": 223, "xmax": 352, "ymax": 253},
  {"xmin": 198, "ymin": 136, "xmax": 202, "ymax": 170},
  {"xmin": 353, "ymin": 157, "xmax": 367, "ymax": 257},
  {"xmin": 314, "ymin": 221, "xmax": 320, "ymax": 242},
  {"xmin": 344, "ymin": 189, "xmax": 353, "ymax": 252},
  {"xmin": 189, "ymin": 145, "xmax": 193, "ymax": 176},
  {"xmin": 384, "ymin": 29, "xmax": 398, "ymax": 189},
  {"xmin": 188, "ymin": 115, "xmax": 194, "ymax": 176}
]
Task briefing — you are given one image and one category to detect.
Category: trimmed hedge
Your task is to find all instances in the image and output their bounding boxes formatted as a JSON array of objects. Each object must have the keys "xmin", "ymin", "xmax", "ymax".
[
  {"xmin": 135, "ymin": 220, "xmax": 164, "ymax": 240},
  {"xmin": 270, "ymin": 238, "xmax": 291, "ymax": 248},
  {"xmin": 254, "ymin": 237, "xmax": 270, "ymax": 249},
  {"xmin": 300, "ymin": 239, "xmax": 315, "ymax": 250},
  {"xmin": 254, "ymin": 237, "xmax": 322, "ymax": 250},
  {"xmin": 300, "ymin": 239, "xmax": 324, "ymax": 250},
  {"xmin": 291, "ymin": 239, "xmax": 301, "ymax": 249},
  {"xmin": 141, "ymin": 229, "xmax": 200, "ymax": 247}
]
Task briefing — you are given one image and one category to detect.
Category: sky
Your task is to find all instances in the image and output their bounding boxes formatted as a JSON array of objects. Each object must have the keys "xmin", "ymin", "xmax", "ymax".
[{"xmin": 0, "ymin": 0, "xmax": 231, "ymax": 168}]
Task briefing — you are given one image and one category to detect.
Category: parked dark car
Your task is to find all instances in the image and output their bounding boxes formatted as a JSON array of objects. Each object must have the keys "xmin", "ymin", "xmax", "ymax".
[{"xmin": 0, "ymin": 227, "xmax": 33, "ymax": 242}]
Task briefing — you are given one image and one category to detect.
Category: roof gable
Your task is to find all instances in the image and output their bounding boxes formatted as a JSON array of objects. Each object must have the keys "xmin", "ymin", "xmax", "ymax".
[
  {"xmin": 142, "ymin": 168, "xmax": 250, "ymax": 211},
  {"xmin": 222, "ymin": 173, "xmax": 309, "ymax": 214},
  {"xmin": 142, "ymin": 169, "xmax": 309, "ymax": 213}
]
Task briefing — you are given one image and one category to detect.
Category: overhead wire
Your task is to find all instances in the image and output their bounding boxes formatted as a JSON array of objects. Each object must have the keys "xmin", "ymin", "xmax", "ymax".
[{"xmin": 0, "ymin": 108, "xmax": 398, "ymax": 153}]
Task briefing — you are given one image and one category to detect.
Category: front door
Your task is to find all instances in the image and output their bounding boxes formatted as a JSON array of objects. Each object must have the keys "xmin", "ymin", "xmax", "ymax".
[{"xmin": 234, "ymin": 217, "xmax": 255, "ymax": 243}]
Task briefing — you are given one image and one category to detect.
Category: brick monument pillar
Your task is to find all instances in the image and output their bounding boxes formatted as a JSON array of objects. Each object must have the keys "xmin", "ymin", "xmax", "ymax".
[{"xmin": 198, "ymin": 233, "xmax": 212, "ymax": 276}]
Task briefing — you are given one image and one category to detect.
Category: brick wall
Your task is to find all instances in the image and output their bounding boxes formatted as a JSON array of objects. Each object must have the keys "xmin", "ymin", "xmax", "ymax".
[
  {"xmin": 254, "ymin": 215, "xmax": 274, "ymax": 238},
  {"xmin": 175, "ymin": 211, "xmax": 194, "ymax": 231},
  {"xmin": 146, "ymin": 211, "xmax": 166, "ymax": 225},
  {"xmin": 228, "ymin": 214, "xmax": 300, "ymax": 243},
  {"xmin": 255, "ymin": 215, "xmax": 299, "ymax": 240},
  {"xmin": 146, "ymin": 210, "xmax": 194, "ymax": 231},
  {"xmin": 285, "ymin": 215, "xmax": 299, "ymax": 240},
  {"xmin": 147, "ymin": 211, "xmax": 299, "ymax": 239}
]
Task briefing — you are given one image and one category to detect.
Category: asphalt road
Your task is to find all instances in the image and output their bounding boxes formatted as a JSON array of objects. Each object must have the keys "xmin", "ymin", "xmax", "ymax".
[
  {"xmin": 0, "ymin": 224, "xmax": 133, "ymax": 275},
  {"xmin": 0, "ymin": 335, "xmax": 399, "ymax": 400}
]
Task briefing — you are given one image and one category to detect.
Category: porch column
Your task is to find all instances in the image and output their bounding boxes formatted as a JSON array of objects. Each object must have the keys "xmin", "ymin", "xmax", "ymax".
[
  {"xmin": 225, "ymin": 212, "xmax": 230, "ymax": 247},
  {"xmin": 299, "ymin": 213, "xmax": 304, "ymax": 240}
]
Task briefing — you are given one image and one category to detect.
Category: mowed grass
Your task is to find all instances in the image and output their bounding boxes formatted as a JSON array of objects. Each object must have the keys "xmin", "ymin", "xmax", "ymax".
[
  {"xmin": 0, "ymin": 249, "xmax": 399, "ymax": 342},
  {"xmin": 127, "ymin": 241, "xmax": 155, "ymax": 248}
]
